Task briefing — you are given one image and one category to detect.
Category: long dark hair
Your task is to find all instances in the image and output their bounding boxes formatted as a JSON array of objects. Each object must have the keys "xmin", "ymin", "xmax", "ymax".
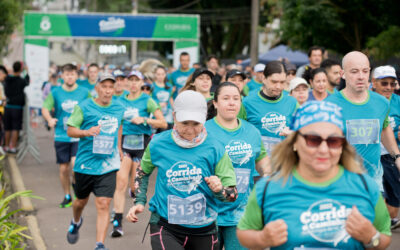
[
  {"xmin": 155, "ymin": 65, "xmax": 170, "ymax": 90},
  {"xmin": 206, "ymin": 82, "xmax": 241, "ymax": 120}
]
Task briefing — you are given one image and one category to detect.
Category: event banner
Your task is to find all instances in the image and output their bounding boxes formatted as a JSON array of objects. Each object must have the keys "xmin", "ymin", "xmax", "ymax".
[{"xmin": 24, "ymin": 12, "xmax": 199, "ymax": 40}]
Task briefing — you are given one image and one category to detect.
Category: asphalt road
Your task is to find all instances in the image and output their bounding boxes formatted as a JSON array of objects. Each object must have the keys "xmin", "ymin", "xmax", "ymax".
[{"xmin": 18, "ymin": 127, "xmax": 400, "ymax": 250}]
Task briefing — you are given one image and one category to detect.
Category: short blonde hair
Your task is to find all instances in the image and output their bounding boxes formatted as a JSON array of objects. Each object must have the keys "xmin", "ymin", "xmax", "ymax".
[{"xmin": 270, "ymin": 132, "xmax": 363, "ymax": 182}]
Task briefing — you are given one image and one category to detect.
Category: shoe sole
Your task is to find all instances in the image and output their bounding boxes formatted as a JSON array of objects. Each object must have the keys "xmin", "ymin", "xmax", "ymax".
[
  {"xmin": 60, "ymin": 202, "xmax": 72, "ymax": 208},
  {"xmin": 110, "ymin": 229, "xmax": 124, "ymax": 238},
  {"xmin": 67, "ymin": 232, "xmax": 79, "ymax": 244},
  {"xmin": 391, "ymin": 222, "xmax": 400, "ymax": 230}
]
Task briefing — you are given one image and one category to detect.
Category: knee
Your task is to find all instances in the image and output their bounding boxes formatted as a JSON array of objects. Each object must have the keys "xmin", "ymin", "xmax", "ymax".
[{"xmin": 96, "ymin": 198, "xmax": 111, "ymax": 211}]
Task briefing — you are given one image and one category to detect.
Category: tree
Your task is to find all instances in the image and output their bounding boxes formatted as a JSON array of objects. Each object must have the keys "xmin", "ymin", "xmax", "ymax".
[{"xmin": 269, "ymin": 0, "xmax": 400, "ymax": 58}]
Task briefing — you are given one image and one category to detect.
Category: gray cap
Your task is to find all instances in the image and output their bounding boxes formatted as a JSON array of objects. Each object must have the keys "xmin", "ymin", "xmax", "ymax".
[
  {"xmin": 174, "ymin": 90, "xmax": 207, "ymax": 124},
  {"xmin": 98, "ymin": 72, "xmax": 116, "ymax": 83}
]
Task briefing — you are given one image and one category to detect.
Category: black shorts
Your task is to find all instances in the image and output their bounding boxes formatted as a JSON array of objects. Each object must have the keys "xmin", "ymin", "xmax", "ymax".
[
  {"xmin": 4, "ymin": 107, "xmax": 23, "ymax": 131},
  {"xmin": 54, "ymin": 141, "xmax": 78, "ymax": 164},
  {"xmin": 121, "ymin": 134, "xmax": 151, "ymax": 160},
  {"xmin": 381, "ymin": 154, "xmax": 400, "ymax": 207},
  {"xmin": 74, "ymin": 170, "xmax": 117, "ymax": 199}
]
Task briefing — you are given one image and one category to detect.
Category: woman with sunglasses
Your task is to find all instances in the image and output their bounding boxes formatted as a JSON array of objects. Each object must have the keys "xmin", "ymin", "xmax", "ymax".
[
  {"xmin": 205, "ymin": 82, "xmax": 270, "ymax": 250},
  {"xmin": 237, "ymin": 101, "xmax": 391, "ymax": 250}
]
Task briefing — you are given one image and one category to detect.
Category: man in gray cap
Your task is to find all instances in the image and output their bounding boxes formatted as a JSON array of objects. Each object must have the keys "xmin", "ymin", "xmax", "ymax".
[{"xmin": 65, "ymin": 72, "xmax": 125, "ymax": 250}]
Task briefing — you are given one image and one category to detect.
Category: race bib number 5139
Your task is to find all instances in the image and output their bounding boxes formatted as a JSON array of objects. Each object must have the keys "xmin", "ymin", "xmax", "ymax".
[
  {"xmin": 346, "ymin": 119, "xmax": 379, "ymax": 145},
  {"xmin": 167, "ymin": 193, "xmax": 206, "ymax": 225}
]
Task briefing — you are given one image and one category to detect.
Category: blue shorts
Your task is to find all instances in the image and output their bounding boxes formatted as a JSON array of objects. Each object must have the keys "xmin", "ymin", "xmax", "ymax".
[
  {"xmin": 381, "ymin": 154, "xmax": 400, "ymax": 207},
  {"xmin": 54, "ymin": 141, "xmax": 78, "ymax": 164}
]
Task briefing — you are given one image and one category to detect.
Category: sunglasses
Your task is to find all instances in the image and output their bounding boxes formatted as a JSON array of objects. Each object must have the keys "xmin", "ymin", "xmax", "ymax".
[
  {"xmin": 298, "ymin": 132, "xmax": 345, "ymax": 149},
  {"xmin": 287, "ymin": 71, "xmax": 296, "ymax": 76},
  {"xmin": 380, "ymin": 81, "xmax": 397, "ymax": 88}
]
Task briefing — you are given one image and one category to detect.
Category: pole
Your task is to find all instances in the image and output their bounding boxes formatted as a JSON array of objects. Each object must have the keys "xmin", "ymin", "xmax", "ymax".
[
  {"xmin": 131, "ymin": 0, "xmax": 138, "ymax": 64},
  {"xmin": 250, "ymin": 0, "xmax": 259, "ymax": 67}
]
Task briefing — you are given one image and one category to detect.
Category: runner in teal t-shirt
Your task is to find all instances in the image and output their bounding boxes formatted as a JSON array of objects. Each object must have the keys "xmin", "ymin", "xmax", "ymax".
[
  {"xmin": 65, "ymin": 73, "xmax": 124, "ymax": 250},
  {"xmin": 42, "ymin": 63, "xmax": 90, "ymax": 208},
  {"xmin": 170, "ymin": 52, "xmax": 195, "ymax": 98},
  {"xmin": 225, "ymin": 69, "xmax": 248, "ymax": 119},
  {"xmin": 180, "ymin": 68, "xmax": 214, "ymax": 102},
  {"xmin": 112, "ymin": 69, "xmax": 129, "ymax": 101},
  {"xmin": 243, "ymin": 61, "xmax": 298, "ymax": 167},
  {"xmin": 111, "ymin": 70, "xmax": 167, "ymax": 238},
  {"xmin": 237, "ymin": 101, "xmax": 392, "ymax": 250},
  {"xmin": 77, "ymin": 63, "xmax": 99, "ymax": 98},
  {"xmin": 205, "ymin": 82, "xmax": 269, "ymax": 250},
  {"xmin": 127, "ymin": 90, "xmax": 237, "ymax": 250},
  {"xmin": 152, "ymin": 66, "xmax": 174, "ymax": 127},
  {"xmin": 246, "ymin": 63, "xmax": 265, "ymax": 93},
  {"xmin": 326, "ymin": 52, "xmax": 400, "ymax": 192}
]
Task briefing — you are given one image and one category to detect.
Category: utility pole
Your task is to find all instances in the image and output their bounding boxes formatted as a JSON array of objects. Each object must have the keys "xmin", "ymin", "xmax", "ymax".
[
  {"xmin": 131, "ymin": 0, "xmax": 138, "ymax": 64},
  {"xmin": 250, "ymin": 0, "xmax": 259, "ymax": 67}
]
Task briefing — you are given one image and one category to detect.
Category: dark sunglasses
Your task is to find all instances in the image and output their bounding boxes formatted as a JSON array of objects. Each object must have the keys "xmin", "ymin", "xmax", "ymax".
[
  {"xmin": 298, "ymin": 132, "xmax": 345, "ymax": 149},
  {"xmin": 287, "ymin": 71, "xmax": 296, "ymax": 76},
  {"xmin": 380, "ymin": 81, "xmax": 397, "ymax": 88}
]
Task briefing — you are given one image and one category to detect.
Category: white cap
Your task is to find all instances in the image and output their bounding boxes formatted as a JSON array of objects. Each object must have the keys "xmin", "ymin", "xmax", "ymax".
[
  {"xmin": 373, "ymin": 65, "xmax": 397, "ymax": 79},
  {"xmin": 254, "ymin": 63, "xmax": 265, "ymax": 73},
  {"xmin": 289, "ymin": 77, "xmax": 309, "ymax": 92},
  {"xmin": 174, "ymin": 90, "xmax": 207, "ymax": 124}
]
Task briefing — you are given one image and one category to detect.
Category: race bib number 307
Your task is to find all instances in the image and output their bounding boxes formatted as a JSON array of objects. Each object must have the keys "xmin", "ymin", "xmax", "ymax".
[
  {"xmin": 346, "ymin": 119, "xmax": 379, "ymax": 145},
  {"xmin": 167, "ymin": 193, "xmax": 206, "ymax": 225}
]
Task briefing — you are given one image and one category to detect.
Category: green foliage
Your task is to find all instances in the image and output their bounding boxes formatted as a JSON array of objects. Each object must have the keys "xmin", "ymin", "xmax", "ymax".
[
  {"xmin": 0, "ymin": 0, "xmax": 23, "ymax": 56},
  {"xmin": 367, "ymin": 26, "xmax": 400, "ymax": 60},
  {"xmin": 268, "ymin": 0, "xmax": 400, "ymax": 58},
  {"xmin": 0, "ymin": 172, "xmax": 41, "ymax": 250}
]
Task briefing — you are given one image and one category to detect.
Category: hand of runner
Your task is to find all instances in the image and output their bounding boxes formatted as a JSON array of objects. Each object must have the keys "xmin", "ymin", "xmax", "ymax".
[
  {"xmin": 48, "ymin": 118, "xmax": 58, "ymax": 128},
  {"xmin": 345, "ymin": 205, "xmax": 376, "ymax": 244},
  {"xmin": 258, "ymin": 219, "xmax": 288, "ymax": 247},
  {"xmin": 126, "ymin": 204, "xmax": 145, "ymax": 223},
  {"xmin": 131, "ymin": 117, "xmax": 145, "ymax": 125},
  {"xmin": 204, "ymin": 176, "xmax": 222, "ymax": 192},
  {"xmin": 86, "ymin": 125, "xmax": 101, "ymax": 137}
]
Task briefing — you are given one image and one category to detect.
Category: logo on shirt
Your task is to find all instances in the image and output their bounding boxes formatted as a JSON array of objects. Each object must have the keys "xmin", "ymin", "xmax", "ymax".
[
  {"xmin": 123, "ymin": 107, "xmax": 139, "ymax": 121},
  {"xmin": 98, "ymin": 115, "xmax": 118, "ymax": 134},
  {"xmin": 225, "ymin": 140, "xmax": 253, "ymax": 165},
  {"xmin": 176, "ymin": 76, "xmax": 188, "ymax": 87},
  {"xmin": 261, "ymin": 112, "xmax": 287, "ymax": 134},
  {"xmin": 156, "ymin": 90, "xmax": 170, "ymax": 102},
  {"xmin": 300, "ymin": 199, "xmax": 352, "ymax": 246},
  {"xmin": 61, "ymin": 99, "xmax": 78, "ymax": 113},
  {"xmin": 166, "ymin": 161, "xmax": 203, "ymax": 194}
]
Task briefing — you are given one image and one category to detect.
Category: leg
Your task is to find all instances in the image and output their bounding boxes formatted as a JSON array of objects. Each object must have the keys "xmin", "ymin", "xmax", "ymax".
[
  {"xmin": 129, "ymin": 160, "xmax": 140, "ymax": 192},
  {"xmin": 72, "ymin": 197, "xmax": 89, "ymax": 223},
  {"xmin": 150, "ymin": 224, "xmax": 185, "ymax": 250},
  {"xmin": 95, "ymin": 196, "xmax": 112, "ymax": 243},
  {"xmin": 387, "ymin": 204, "xmax": 399, "ymax": 219},
  {"xmin": 4, "ymin": 130, "xmax": 10, "ymax": 148},
  {"xmin": 186, "ymin": 232, "xmax": 219, "ymax": 250},
  {"xmin": 10, "ymin": 130, "xmax": 19, "ymax": 149},
  {"xmin": 59, "ymin": 163, "xmax": 71, "ymax": 195},
  {"xmin": 113, "ymin": 156, "xmax": 132, "ymax": 213}
]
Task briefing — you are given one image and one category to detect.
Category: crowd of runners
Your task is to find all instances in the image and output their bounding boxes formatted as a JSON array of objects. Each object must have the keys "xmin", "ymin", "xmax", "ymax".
[{"xmin": 22, "ymin": 47, "xmax": 400, "ymax": 249}]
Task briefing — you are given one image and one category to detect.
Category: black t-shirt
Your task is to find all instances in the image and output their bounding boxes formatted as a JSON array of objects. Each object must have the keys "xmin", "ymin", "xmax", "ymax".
[{"xmin": 4, "ymin": 74, "xmax": 30, "ymax": 106}]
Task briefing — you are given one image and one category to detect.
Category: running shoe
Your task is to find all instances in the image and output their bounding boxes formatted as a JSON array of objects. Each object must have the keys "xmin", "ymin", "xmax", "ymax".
[
  {"xmin": 391, "ymin": 218, "xmax": 400, "ymax": 230},
  {"xmin": 94, "ymin": 242, "xmax": 109, "ymax": 250},
  {"xmin": 110, "ymin": 220, "xmax": 124, "ymax": 237},
  {"xmin": 7, "ymin": 147, "xmax": 17, "ymax": 154},
  {"xmin": 59, "ymin": 194, "xmax": 72, "ymax": 208},
  {"xmin": 67, "ymin": 218, "xmax": 83, "ymax": 244}
]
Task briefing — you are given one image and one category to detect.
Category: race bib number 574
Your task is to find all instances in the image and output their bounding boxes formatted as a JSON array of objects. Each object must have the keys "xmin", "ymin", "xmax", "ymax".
[{"xmin": 346, "ymin": 119, "xmax": 379, "ymax": 145}]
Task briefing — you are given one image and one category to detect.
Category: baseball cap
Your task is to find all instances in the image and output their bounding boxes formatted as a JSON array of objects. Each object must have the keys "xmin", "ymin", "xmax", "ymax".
[
  {"xmin": 192, "ymin": 68, "xmax": 214, "ymax": 81},
  {"xmin": 98, "ymin": 72, "xmax": 115, "ymax": 83},
  {"xmin": 226, "ymin": 69, "xmax": 246, "ymax": 80},
  {"xmin": 127, "ymin": 70, "xmax": 144, "ymax": 80},
  {"xmin": 113, "ymin": 69, "xmax": 126, "ymax": 78},
  {"xmin": 254, "ymin": 63, "xmax": 265, "ymax": 73},
  {"xmin": 174, "ymin": 90, "xmax": 207, "ymax": 124},
  {"xmin": 289, "ymin": 77, "xmax": 309, "ymax": 92},
  {"xmin": 373, "ymin": 65, "xmax": 397, "ymax": 79}
]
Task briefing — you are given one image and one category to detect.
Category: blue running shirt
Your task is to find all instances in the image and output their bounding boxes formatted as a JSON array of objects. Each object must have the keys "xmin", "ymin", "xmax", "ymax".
[
  {"xmin": 205, "ymin": 118, "xmax": 267, "ymax": 226},
  {"xmin": 151, "ymin": 83, "xmax": 173, "ymax": 123},
  {"xmin": 170, "ymin": 68, "xmax": 195, "ymax": 98},
  {"xmin": 43, "ymin": 85, "xmax": 90, "ymax": 142},
  {"xmin": 77, "ymin": 79, "xmax": 98, "ymax": 98},
  {"xmin": 67, "ymin": 98, "xmax": 124, "ymax": 175}
]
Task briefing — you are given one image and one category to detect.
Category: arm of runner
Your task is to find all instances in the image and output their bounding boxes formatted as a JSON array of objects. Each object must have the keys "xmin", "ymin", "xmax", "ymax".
[
  {"xmin": 146, "ymin": 98, "xmax": 167, "ymax": 129},
  {"xmin": 237, "ymin": 188, "xmax": 288, "ymax": 248},
  {"xmin": 118, "ymin": 125, "xmax": 123, "ymax": 161},
  {"xmin": 211, "ymin": 152, "xmax": 238, "ymax": 202},
  {"xmin": 381, "ymin": 125, "xmax": 400, "ymax": 171},
  {"xmin": 41, "ymin": 92, "xmax": 57, "ymax": 128},
  {"xmin": 67, "ymin": 105, "xmax": 101, "ymax": 138}
]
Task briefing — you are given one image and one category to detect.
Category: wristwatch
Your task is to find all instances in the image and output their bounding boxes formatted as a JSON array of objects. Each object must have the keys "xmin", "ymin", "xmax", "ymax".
[
  {"xmin": 364, "ymin": 231, "xmax": 380, "ymax": 248},
  {"xmin": 394, "ymin": 154, "xmax": 400, "ymax": 160}
]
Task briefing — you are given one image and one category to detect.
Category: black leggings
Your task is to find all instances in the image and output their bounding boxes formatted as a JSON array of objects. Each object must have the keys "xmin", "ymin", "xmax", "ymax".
[{"xmin": 150, "ymin": 224, "xmax": 219, "ymax": 250}]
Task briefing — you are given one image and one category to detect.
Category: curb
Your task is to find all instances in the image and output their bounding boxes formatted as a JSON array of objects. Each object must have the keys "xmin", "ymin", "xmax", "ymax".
[{"xmin": 7, "ymin": 155, "xmax": 47, "ymax": 250}]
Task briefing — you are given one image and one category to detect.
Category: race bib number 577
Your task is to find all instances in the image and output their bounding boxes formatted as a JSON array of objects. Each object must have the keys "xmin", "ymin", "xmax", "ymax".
[{"xmin": 346, "ymin": 119, "xmax": 379, "ymax": 145}]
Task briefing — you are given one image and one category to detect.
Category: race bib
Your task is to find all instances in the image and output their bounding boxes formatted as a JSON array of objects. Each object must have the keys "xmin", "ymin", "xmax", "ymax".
[
  {"xmin": 63, "ymin": 117, "xmax": 69, "ymax": 131},
  {"xmin": 346, "ymin": 119, "xmax": 379, "ymax": 145},
  {"xmin": 123, "ymin": 134, "xmax": 144, "ymax": 150},
  {"xmin": 93, "ymin": 135, "xmax": 114, "ymax": 155},
  {"xmin": 262, "ymin": 136, "xmax": 282, "ymax": 155},
  {"xmin": 167, "ymin": 193, "xmax": 206, "ymax": 225},
  {"xmin": 235, "ymin": 168, "xmax": 251, "ymax": 193}
]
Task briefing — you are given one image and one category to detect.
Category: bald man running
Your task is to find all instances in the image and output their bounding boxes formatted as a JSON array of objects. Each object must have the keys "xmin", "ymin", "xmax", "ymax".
[{"xmin": 327, "ymin": 51, "xmax": 400, "ymax": 192}]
